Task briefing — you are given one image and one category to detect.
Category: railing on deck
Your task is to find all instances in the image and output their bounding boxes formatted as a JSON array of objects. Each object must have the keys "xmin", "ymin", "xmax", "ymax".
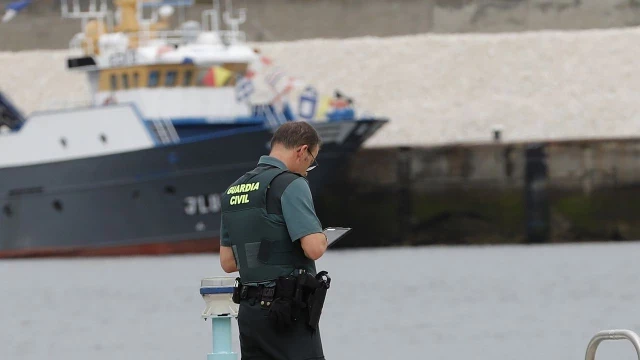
[
  {"xmin": 68, "ymin": 27, "xmax": 246, "ymax": 56},
  {"xmin": 149, "ymin": 118, "xmax": 180, "ymax": 145},
  {"xmin": 62, "ymin": 0, "xmax": 247, "ymax": 56},
  {"xmin": 585, "ymin": 329, "xmax": 640, "ymax": 360},
  {"xmin": 252, "ymin": 104, "xmax": 290, "ymax": 127}
]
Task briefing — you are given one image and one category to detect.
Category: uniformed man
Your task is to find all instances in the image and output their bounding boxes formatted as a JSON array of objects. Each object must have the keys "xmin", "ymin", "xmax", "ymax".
[{"xmin": 219, "ymin": 121, "xmax": 329, "ymax": 360}]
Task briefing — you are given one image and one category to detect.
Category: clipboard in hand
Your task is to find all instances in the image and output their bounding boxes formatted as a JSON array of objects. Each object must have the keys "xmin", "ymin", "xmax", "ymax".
[{"xmin": 323, "ymin": 227, "xmax": 352, "ymax": 247}]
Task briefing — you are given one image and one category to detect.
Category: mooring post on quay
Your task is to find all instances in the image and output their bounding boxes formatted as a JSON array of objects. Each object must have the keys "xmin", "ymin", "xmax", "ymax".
[{"xmin": 200, "ymin": 276, "xmax": 239, "ymax": 360}]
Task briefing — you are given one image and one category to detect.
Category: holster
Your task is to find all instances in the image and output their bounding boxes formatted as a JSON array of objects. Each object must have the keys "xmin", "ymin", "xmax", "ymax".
[
  {"xmin": 232, "ymin": 277, "xmax": 242, "ymax": 304},
  {"xmin": 307, "ymin": 271, "xmax": 331, "ymax": 331},
  {"xmin": 267, "ymin": 270, "xmax": 331, "ymax": 332},
  {"xmin": 235, "ymin": 270, "xmax": 331, "ymax": 332}
]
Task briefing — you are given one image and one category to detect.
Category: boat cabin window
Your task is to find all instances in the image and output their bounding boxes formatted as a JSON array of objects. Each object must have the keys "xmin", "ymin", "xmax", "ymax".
[
  {"xmin": 165, "ymin": 71, "xmax": 177, "ymax": 87},
  {"xmin": 122, "ymin": 74, "xmax": 129, "ymax": 89},
  {"xmin": 183, "ymin": 70, "xmax": 193, "ymax": 86},
  {"xmin": 99, "ymin": 64, "xmax": 248, "ymax": 91},
  {"xmin": 110, "ymin": 74, "xmax": 118, "ymax": 91},
  {"xmin": 148, "ymin": 71, "xmax": 160, "ymax": 87}
]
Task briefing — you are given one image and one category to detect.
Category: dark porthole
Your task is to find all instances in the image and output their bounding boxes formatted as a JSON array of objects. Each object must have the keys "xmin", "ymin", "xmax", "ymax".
[
  {"xmin": 164, "ymin": 185, "xmax": 176, "ymax": 195},
  {"xmin": 60, "ymin": 137, "xmax": 68, "ymax": 148},
  {"xmin": 53, "ymin": 200, "xmax": 63, "ymax": 212},
  {"xmin": 99, "ymin": 133, "xmax": 108, "ymax": 144},
  {"xmin": 3, "ymin": 204, "xmax": 12, "ymax": 217}
]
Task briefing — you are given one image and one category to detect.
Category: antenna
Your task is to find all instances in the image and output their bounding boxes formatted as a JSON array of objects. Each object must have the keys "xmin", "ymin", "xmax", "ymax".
[
  {"xmin": 137, "ymin": 0, "xmax": 158, "ymax": 31},
  {"xmin": 213, "ymin": 0, "xmax": 221, "ymax": 32},
  {"xmin": 201, "ymin": 0, "xmax": 220, "ymax": 32},
  {"xmin": 61, "ymin": 0, "xmax": 111, "ymax": 30},
  {"xmin": 222, "ymin": 0, "xmax": 246, "ymax": 44}
]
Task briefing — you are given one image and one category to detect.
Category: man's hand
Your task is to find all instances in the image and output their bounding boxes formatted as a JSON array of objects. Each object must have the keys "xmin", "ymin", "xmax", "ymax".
[
  {"xmin": 300, "ymin": 232, "xmax": 328, "ymax": 260},
  {"xmin": 220, "ymin": 245, "xmax": 238, "ymax": 273}
]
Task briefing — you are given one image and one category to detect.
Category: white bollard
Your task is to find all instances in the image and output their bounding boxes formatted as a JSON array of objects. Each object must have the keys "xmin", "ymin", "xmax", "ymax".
[{"xmin": 200, "ymin": 276, "xmax": 239, "ymax": 360}]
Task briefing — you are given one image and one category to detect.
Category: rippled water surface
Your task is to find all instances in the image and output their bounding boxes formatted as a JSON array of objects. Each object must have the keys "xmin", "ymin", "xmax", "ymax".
[{"xmin": 3, "ymin": 243, "xmax": 640, "ymax": 360}]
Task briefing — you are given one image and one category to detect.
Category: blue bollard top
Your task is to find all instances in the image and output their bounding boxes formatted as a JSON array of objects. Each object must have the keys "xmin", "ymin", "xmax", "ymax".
[
  {"xmin": 200, "ymin": 286, "xmax": 235, "ymax": 295},
  {"xmin": 200, "ymin": 276, "xmax": 238, "ymax": 319},
  {"xmin": 200, "ymin": 276, "xmax": 237, "ymax": 295}
]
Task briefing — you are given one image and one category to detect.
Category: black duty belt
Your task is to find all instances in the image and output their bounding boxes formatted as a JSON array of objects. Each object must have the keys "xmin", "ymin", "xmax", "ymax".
[
  {"xmin": 244, "ymin": 285, "xmax": 271, "ymax": 300},
  {"xmin": 238, "ymin": 282, "xmax": 291, "ymax": 306},
  {"xmin": 233, "ymin": 271, "xmax": 332, "ymax": 332}
]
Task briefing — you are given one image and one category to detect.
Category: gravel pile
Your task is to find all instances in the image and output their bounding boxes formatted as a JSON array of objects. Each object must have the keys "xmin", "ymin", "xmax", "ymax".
[{"xmin": 3, "ymin": 28, "xmax": 640, "ymax": 148}]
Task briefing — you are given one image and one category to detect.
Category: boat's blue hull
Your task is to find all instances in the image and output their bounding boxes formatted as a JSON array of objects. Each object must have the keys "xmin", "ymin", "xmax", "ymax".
[{"xmin": 0, "ymin": 119, "xmax": 386, "ymax": 257}]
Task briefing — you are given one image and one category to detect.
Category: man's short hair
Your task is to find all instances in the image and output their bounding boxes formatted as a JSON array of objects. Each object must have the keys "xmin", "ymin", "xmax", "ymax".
[{"xmin": 270, "ymin": 121, "xmax": 322, "ymax": 151}]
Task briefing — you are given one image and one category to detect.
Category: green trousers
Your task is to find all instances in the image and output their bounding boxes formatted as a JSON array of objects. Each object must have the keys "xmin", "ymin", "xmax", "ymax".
[{"xmin": 237, "ymin": 298, "xmax": 325, "ymax": 360}]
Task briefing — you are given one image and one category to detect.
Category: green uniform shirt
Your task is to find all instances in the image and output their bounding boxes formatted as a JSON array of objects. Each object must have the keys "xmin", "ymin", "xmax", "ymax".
[{"xmin": 220, "ymin": 155, "xmax": 323, "ymax": 247}]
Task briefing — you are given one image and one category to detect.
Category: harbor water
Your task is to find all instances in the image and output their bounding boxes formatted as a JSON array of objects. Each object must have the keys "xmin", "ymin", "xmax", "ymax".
[{"xmin": 2, "ymin": 243, "xmax": 640, "ymax": 360}]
